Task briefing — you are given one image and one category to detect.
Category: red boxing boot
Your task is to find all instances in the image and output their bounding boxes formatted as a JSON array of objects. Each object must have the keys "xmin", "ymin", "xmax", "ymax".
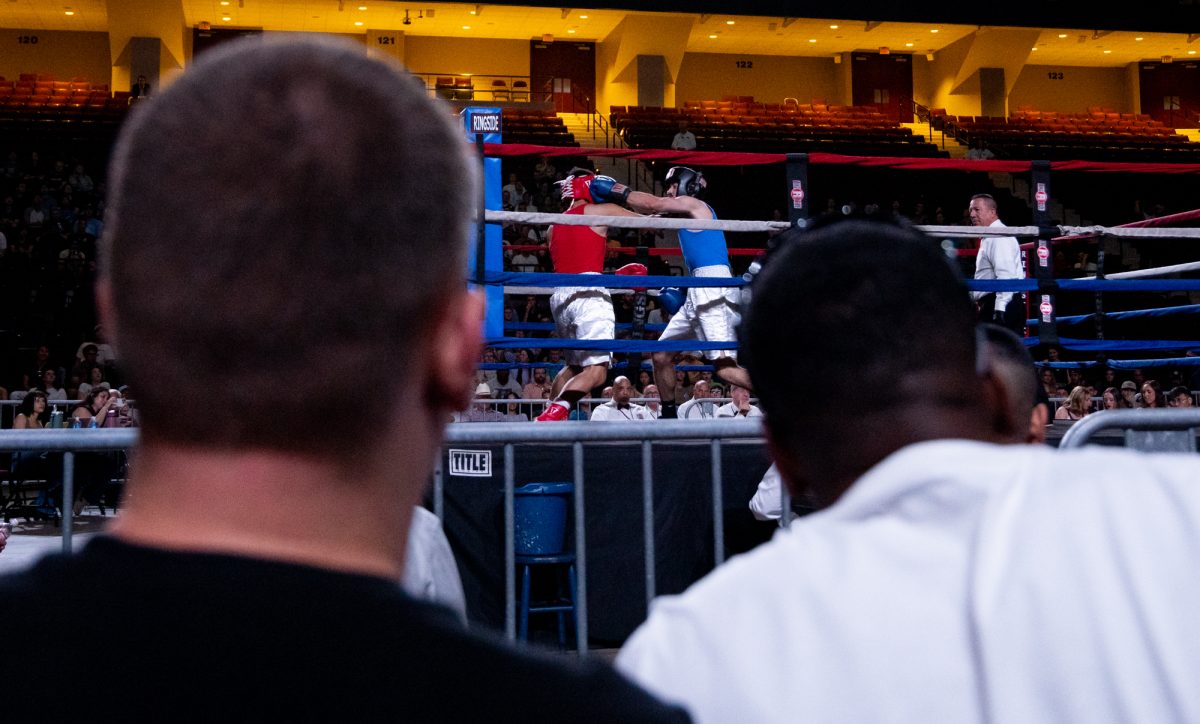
[{"xmin": 535, "ymin": 403, "xmax": 571, "ymax": 422}]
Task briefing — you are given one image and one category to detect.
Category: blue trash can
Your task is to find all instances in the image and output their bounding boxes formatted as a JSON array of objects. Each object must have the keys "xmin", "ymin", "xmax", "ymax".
[{"xmin": 514, "ymin": 482, "xmax": 573, "ymax": 556}]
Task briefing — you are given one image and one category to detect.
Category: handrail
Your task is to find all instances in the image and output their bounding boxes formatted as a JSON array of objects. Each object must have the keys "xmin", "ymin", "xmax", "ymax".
[
  {"xmin": 911, "ymin": 99, "xmax": 944, "ymax": 150},
  {"xmin": 1059, "ymin": 408, "xmax": 1200, "ymax": 448}
]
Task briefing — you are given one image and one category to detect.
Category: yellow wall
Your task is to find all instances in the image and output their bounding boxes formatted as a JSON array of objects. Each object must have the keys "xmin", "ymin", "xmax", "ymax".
[
  {"xmin": 675, "ymin": 52, "xmax": 842, "ymax": 106},
  {"xmin": 1010, "ymin": 65, "xmax": 1129, "ymax": 113},
  {"xmin": 924, "ymin": 33, "xmax": 980, "ymax": 117},
  {"xmin": 404, "ymin": 36, "xmax": 528, "ymax": 76},
  {"xmin": 0, "ymin": 29, "xmax": 111, "ymax": 85}
]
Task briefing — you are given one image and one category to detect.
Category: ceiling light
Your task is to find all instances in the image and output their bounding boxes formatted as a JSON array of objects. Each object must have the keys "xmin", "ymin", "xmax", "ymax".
[
  {"xmin": 359, "ymin": 5, "xmax": 367, "ymax": 9},
  {"xmin": 905, "ymin": 42, "xmax": 913, "ymax": 47},
  {"xmin": 808, "ymin": 38, "xmax": 816, "ymax": 43},
  {"xmin": 726, "ymin": 20, "xmax": 735, "ymax": 25},
  {"xmin": 580, "ymin": 14, "xmax": 588, "ymax": 19},
  {"xmin": 354, "ymin": 21, "xmax": 363, "ymax": 26},
  {"xmin": 222, "ymin": 16, "xmax": 231, "ymax": 21},
  {"xmin": 1136, "ymin": 37, "xmax": 1144, "ymax": 41},
  {"xmin": 1103, "ymin": 49, "xmax": 1111, "ymax": 54},
  {"xmin": 462, "ymin": 25, "xmax": 471, "ymax": 29},
  {"xmin": 220, "ymin": 1, "xmax": 229, "ymax": 5},
  {"xmin": 1031, "ymin": 47, "xmax": 1038, "ymax": 51},
  {"xmin": 469, "ymin": 9, "xmax": 475, "ymax": 14},
  {"xmin": 1190, "ymin": 50, "xmax": 1198, "ymax": 55},
  {"xmin": 64, "ymin": 10, "xmax": 74, "ymax": 14},
  {"xmin": 930, "ymin": 28, "xmax": 938, "ymax": 33},
  {"xmin": 829, "ymin": 24, "xmax": 838, "ymax": 29},
  {"xmin": 568, "ymin": 29, "xmax": 575, "ymax": 33},
  {"xmin": 708, "ymin": 34, "xmax": 717, "ymax": 39},
  {"xmin": 1058, "ymin": 33, "xmax": 1067, "ymax": 38}
]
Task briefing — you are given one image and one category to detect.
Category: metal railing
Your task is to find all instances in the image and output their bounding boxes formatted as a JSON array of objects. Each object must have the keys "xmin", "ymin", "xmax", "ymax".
[
  {"xmin": 1059, "ymin": 408, "xmax": 1200, "ymax": 450},
  {"xmin": 436, "ymin": 419, "xmax": 764, "ymax": 653},
  {"xmin": 0, "ymin": 428, "xmax": 136, "ymax": 550},
  {"xmin": 1, "ymin": 419, "xmax": 764, "ymax": 656}
]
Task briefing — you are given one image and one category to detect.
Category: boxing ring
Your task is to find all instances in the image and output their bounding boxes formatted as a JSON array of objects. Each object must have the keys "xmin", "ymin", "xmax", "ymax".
[{"xmin": 450, "ymin": 128, "xmax": 1200, "ymax": 648}]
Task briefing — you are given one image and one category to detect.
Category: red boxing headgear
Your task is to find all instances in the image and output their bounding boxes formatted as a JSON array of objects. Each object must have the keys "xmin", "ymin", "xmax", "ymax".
[{"xmin": 558, "ymin": 171, "xmax": 595, "ymax": 203}]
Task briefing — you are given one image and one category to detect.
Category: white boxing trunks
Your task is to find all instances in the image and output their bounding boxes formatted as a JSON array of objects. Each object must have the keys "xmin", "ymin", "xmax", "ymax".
[{"xmin": 658, "ymin": 264, "xmax": 740, "ymax": 361}]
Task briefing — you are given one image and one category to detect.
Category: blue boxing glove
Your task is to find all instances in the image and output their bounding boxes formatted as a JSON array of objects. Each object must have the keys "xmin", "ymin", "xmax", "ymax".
[
  {"xmin": 589, "ymin": 175, "xmax": 632, "ymax": 205},
  {"xmin": 658, "ymin": 286, "xmax": 685, "ymax": 315}
]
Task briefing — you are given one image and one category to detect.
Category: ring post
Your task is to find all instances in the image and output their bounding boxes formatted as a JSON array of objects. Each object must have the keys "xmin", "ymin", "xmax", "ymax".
[
  {"xmin": 462, "ymin": 107, "xmax": 504, "ymax": 340},
  {"xmin": 1030, "ymin": 160, "xmax": 1059, "ymax": 346},
  {"xmin": 785, "ymin": 153, "xmax": 809, "ymax": 229}
]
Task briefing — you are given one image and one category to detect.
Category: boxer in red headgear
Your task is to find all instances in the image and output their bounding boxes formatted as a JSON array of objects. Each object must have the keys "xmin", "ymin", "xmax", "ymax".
[{"xmin": 535, "ymin": 168, "xmax": 648, "ymax": 422}]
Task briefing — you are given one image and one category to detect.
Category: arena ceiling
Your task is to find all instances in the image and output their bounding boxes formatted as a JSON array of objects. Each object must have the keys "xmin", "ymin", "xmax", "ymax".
[{"xmin": 2, "ymin": 0, "xmax": 1199, "ymax": 68}]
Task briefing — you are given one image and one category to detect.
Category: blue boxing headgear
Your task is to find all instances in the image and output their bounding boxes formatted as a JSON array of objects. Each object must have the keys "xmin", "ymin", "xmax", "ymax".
[{"xmin": 665, "ymin": 166, "xmax": 706, "ymax": 198}]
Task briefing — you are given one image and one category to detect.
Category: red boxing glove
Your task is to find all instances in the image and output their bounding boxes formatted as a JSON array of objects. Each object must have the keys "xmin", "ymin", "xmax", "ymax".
[{"xmin": 615, "ymin": 262, "xmax": 648, "ymax": 293}]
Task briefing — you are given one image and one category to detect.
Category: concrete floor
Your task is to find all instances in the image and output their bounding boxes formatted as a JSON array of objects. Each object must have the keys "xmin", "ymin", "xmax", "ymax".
[{"xmin": 0, "ymin": 509, "xmax": 107, "ymax": 575}]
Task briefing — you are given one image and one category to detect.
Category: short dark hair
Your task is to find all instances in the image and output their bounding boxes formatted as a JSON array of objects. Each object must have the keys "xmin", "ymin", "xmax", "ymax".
[
  {"xmin": 742, "ymin": 217, "xmax": 976, "ymax": 471},
  {"xmin": 102, "ymin": 37, "xmax": 474, "ymax": 457},
  {"xmin": 980, "ymin": 323, "xmax": 1037, "ymax": 416},
  {"xmin": 1168, "ymin": 385, "xmax": 1191, "ymax": 404},
  {"xmin": 970, "ymin": 193, "xmax": 997, "ymax": 208}
]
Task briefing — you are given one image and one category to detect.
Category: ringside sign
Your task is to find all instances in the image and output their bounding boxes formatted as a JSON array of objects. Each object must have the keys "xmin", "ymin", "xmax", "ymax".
[
  {"xmin": 465, "ymin": 107, "xmax": 502, "ymax": 143},
  {"xmin": 449, "ymin": 449, "xmax": 492, "ymax": 477}
]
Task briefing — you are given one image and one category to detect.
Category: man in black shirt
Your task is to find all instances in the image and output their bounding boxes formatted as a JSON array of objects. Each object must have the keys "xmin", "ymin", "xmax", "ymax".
[{"xmin": 0, "ymin": 36, "xmax": 688, "ymax": 723}]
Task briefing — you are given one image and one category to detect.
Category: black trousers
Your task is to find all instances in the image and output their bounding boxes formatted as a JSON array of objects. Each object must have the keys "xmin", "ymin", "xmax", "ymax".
[{"xmin": 977, "ymin": 292, "xmax": 1027, "ymax": 336}]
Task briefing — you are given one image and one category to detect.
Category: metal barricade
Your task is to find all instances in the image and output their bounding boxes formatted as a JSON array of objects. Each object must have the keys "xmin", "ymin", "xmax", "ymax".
[
  {"xmin": 0, "ymin": 429, "xmax": 137, "ymax": 552},
  {"xmin": 438, "ymin": 419, "xmax": 764, "ymax": 654},
  {"xmin": 1, "ymin": 419, "xmax": 766, "ymax": 655},
  {"xmin": 1058, "ymin": 409, "xmax": 1200, "ymax": 451}
]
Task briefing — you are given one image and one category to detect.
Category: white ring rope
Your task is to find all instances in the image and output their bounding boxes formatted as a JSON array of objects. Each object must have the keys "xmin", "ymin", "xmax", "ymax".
[
  {"xmin": 917, "ymin": 224, "xmax": 1041, "ymax": 238},
  {"xmin": 1057, "ymin": 226, "xmax": 1200, "ymax": 240},
  {"xmin": 1078, "ymin": 260, "xmax": 1200, "ymax": 280},
  {"xmin": 486, "ymin": 211, "xmax": 1200, "ymax": 242},
  {"xmin": 485, "ymin": 209, "xmax": 790, "ymax": 233}
]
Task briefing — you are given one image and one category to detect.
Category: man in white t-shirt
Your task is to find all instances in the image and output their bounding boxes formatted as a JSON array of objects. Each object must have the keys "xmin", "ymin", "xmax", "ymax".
[
  {"xmin": 671, "ymin": 121, "xmax": 696, "ymax": 151},
  {"xmin": 618, "ymin": 216, "xmax": 1200, "ymax": 724}
]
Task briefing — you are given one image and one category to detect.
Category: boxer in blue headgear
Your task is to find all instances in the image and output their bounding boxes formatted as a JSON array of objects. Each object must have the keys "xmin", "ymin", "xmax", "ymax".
[{"xmin": 591, "ymin": 166, "xmax": 752, "ymax": 418}]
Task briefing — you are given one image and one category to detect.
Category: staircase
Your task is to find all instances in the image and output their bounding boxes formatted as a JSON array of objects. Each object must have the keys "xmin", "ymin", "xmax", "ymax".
[
  {"xmin": 902, "ymin": 123, "xmax": 966, "ymax": 158},
  {"xmin": 559, "ymin": 112, "xmax": 606, "ymax": 147}
]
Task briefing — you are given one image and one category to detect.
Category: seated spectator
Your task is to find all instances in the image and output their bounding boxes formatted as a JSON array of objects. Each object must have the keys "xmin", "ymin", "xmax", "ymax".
[
  {"xmin": 453, "ymin": 383, "xmax": 506, "ymax": 423},
  {"xmin": 678, "ymin": 379, "xmax": 715, "ymax": 420},
  {"xmin": 715, "ymin": 384, "xmax": 761, "ymax": 418},
  {"xmin": 521, "ymin": 367, "xmax": 551, "ymax": 402},
  {"xmin": 502, "ymin": 391, "xmax": 529, "ymax": 422},
  {"xmin": 1102, "ymin": 386, "xmax": 1121, "ymax": 410},
  {"xmin": 671, "ymin": 121, "xmax": 696, "ymax": 151},
  {"xmin": 617, "ymin": 215, "xmax": 1200, "ymax": 723},
  {"xmin": 641, "ymin": 384, "xmax": 661, "ymax": 418},
  {"xmin": 38, "ymin": 369, "xmax": 66, "ymax": 401},
  {"xmin": 590, "ymin": 375, "xmax": 654, "ymax": 421},
  {"xmin": 965, "ymin": 138, "xmax": 995, "ymax": 160},
  {"xmin": 488, "ymin": 367, "xmax": 523, "ymax": 399},
  {"xmin": 74, "ymin": 325, "xmax": 117, "ymax": 368},
  {"xmin": 1119, "ymin": 379, "xmax": 1138, "ymax": 408},
  {"xmin": 1054, "ymin": 385, "xmax": 1091, "ymax": 421},
  {"xmin": 13, "ymin": 390, "xmax": 48, "ymax": 430},
  {"xmin": 1140, "ymin": 379, "xmax": 1166, "ymax": 408},
  {"xmin": 22, "ymin": 345, "xmax": 61, "ymax": 390},
  {"xmin": 511, "ymin": 248, "xmax": 538, "ymax": 272},
  {"xmin": 533, "ymin": 156, "xmax": 557, "ymax": 184},
  {"xmin": 1168, "ymin": 385, "xmax": 1194, "ymax": 407}
]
